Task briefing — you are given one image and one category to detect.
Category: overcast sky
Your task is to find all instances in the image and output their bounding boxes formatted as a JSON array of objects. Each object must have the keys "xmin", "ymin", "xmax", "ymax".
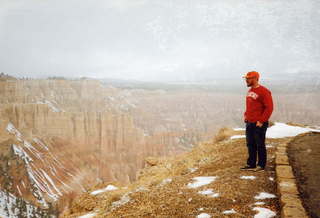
[{"xmin": 0, "ymin": 0, "xmax": 319, "ymax": 82}]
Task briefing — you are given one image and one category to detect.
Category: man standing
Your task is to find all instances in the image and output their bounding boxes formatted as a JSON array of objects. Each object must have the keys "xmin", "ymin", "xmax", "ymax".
[{"xmin": 241, "ymin": 71, "xmax": 273, "ymax": 171}]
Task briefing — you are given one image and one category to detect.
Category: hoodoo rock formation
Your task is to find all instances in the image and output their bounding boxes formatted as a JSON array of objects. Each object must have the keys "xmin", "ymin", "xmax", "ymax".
[{"xmin": 0, "ymin": 78, "xmax": 187, "ymax": 216}]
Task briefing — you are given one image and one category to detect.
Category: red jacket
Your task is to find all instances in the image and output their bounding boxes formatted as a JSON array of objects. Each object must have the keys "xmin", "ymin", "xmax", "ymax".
[{"xmin": 244, "ymin": 85, "xmax": 273, "ymax": 123}]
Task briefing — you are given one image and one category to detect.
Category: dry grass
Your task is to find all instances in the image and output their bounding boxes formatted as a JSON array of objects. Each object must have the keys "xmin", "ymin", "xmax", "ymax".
[
  {"xmin": 268, "ymin": 120, "xmax": 275, "ymax": 127},
  {"xmin": 212, "ymin": 127, "xmax": 246, "ymax": 143},
  {"xmin": 62, "ymin": 129, "xmax": 281, "ymax": 218}
]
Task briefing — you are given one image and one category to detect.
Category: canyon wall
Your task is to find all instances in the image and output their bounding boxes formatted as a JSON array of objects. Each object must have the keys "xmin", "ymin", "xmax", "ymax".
[{"xmin": 0, "ymin": 79, "xmax": 184, "ymax": 216}]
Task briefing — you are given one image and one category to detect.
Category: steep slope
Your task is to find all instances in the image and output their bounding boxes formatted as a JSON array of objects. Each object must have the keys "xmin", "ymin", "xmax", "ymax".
[
  {"xmin": 62, "ymin": 123, "xmax": 320, "ymax": 218},
  {"xmin": 0, "ymin": 122, "xmax": 80, "ymax": 217},
  {"xmin": 0, "ymin": 79, "xmax": 188, "ymax": 185},
  {"xmin": 0, "ymin": 189, "xmax": 53, "ymax": 218},
  {"xmin": 1, "ymin": 122, "xmax": 82, "ymax": 203},
  {"xmin": 0, "ymin": 78, "xmax": 190, "ymax": 216}
]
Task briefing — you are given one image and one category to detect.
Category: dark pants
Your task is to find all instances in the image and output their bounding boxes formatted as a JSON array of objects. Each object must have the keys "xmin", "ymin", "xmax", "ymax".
[{"xmin": 245, "ymin": 121, "xmax": 268, "ymax": 168}]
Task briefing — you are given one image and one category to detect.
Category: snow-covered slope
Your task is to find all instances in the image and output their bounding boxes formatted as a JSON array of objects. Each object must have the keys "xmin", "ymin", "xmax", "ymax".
[
  {"xmin": 0, "ymin": 190, "xmax": 52, "ymax": 218},
  {"xmin": 0, "ymin": 121, "xmax": 83, "ymax": 217}
]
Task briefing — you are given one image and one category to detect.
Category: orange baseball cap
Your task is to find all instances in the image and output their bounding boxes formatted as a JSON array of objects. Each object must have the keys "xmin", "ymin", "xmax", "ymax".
[{"xmin": 242, "ymin": 71, "xmax": 260, "ymax": 79}]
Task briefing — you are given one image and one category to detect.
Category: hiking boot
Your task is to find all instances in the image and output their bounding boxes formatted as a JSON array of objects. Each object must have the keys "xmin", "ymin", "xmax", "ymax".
[
  {"xmin": 240, "ymin": 165, "xmax": 256, "ymax": 171},
  {"xmin": 254, "ymin": 166, "xmax": 265, "ymax": 172}
]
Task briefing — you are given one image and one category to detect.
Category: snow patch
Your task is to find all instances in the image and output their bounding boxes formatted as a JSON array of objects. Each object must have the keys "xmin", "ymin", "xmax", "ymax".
[
  {"xmin": 198, "ymin": 189, "xmax": 219, "ymax": 198},
  {"xmin": 230, "ymin": 135, "xmax": 245, "ymax": 139},
  {"xmin": 37, "ymin": 99, "xmax": 63, "ymax": 112},
  {"xmin": 91, "ymin": 185, "xmax": 119, "ymax": 195},
  {"xmin": 78, "ymin": 212, "xmax": 97, "ymax": 218},
  {"xmin": 33, "ymin": 138, "xmax": 49, "ymax": 151},
  {"xmin": 12, "ymin": 144, "xmax": 33, "ymax": 164},
  {"xmin": 6, "ymin": 123, "xmax": 23, "ymax": 141},
  {"xmin": 187, "ymin": 176, "xmax": 217, "ymax": 188},
  {"xmin": 159, "ymin": 178, "xmax": 172, "ymax": 186},
  {"xmin": 253, "ymin": 207, "xmax": 276, "ymax": 218},
  {"xmin": 254, "ymin": 202, "xmax": 265, "ymax": 205},
  {"xmin": 135, "ymin": 186, "xmax": 149, "ymax": 192},
  {"xmin": 240, "ymin": 175, "xmax": 256, "ymax": 180},
  {"xmin": 266, "ymin": 144, "xmax": 273, "ymax": 148},
  {"xmin": 197, "ymin": 213, "xmax": 211, "ymax": 218},
  {"xmin": 267, "ymin": 122, "xmax": 320, "ymax": 138},
  {"xmin": 111, "ymin": 192, "xmax": 131, "ymax": 208},
  {"xmin": 188, "ymin": 167, "xmax": 198, "ymax": 173},
  {"xmin": 233, "ymin": 127, "xmax": 245, "ymax": 131},
  {"xmin": 254, "ymin": 192, "xmax": 276, "ymax": 200},
  {"xmin": 0, "ymin": 190, "xmax": 45, "ymax": 218},
  {"xmin": 222, "ymin": 209, "xmax": 236, "ymax": 214},
  {"xmin": 24, "ymin": 141, "xmax": 42, "ymax": 159}
]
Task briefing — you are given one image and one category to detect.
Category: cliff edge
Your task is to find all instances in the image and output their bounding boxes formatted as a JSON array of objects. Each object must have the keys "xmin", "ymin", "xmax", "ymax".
[{"xmin": 62, "ymin": 122, "xmax": 320, "ymax": 218}]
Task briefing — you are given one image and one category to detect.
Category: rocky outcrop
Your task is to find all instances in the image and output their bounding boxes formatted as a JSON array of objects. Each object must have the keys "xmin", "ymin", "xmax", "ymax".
[{"xmin": 0, "ymin": 79, "xmax": 187, "ymax": 216}]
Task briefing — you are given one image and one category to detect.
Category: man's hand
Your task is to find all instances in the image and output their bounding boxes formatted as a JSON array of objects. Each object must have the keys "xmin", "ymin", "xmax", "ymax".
[{"xmin": 256, "ymin": 121, "xmax": 263, "ymax": 127}]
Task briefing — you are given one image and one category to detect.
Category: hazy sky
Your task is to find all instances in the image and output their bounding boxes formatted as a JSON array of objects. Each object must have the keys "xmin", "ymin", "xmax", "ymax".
[{"xmin": 0, "ymin": 0, "xmax": 319, "ymax": 81}]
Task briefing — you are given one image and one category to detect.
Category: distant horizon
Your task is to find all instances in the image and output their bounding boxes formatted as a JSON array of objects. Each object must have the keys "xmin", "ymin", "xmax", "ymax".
[{"xmin": 1, "ymin": 70, "xmax": 319, "ymax": 83}]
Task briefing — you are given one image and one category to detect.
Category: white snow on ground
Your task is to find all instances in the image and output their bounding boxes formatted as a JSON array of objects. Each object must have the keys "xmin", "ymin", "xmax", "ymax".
[
  {"xmin": 40, "ymin": 169, "xmax": 63, "ymax": 196},
  {"xmin": 6, "ymin": 123, "xmax": 23, "ymax": 141},
  {"xmin": 135, "ymin": 186, "xmax": 149, "ymax": 192},
  {"xmin": 187, "ymin": 176, "xmax": 218, "ymax": 188},
  {"xmin": 197, "ymin": 213, "xmax": 211, "ymax": 218},
  {"xmin": 266, "ymin": 122, "xmax": 320, "ymax": 138},
  {"xmin": 33, "ymin": 138, "xmax": 49, "ymax": 151},
  {"xmin": 198, "ymin": 189, "xmax": 219, "ymax": 198},
  {"xmin": 12, "ymin": 144, "xmax": 33, "ymax": 164},
  {"xmin": 230, "ymin": 135, "xmax": 246, "ymax": 139},
  {"xmin": 78, "ymin": 212, "xmax": 97, "ymax": 218},
  {"xmin": 254, "ymin": 192, "xmax": 276, "ymax": 200},
  {"xmin": 240, "ymin": 176, "xmax": 256, "ymax": 180},
  {"xmin": 254, "ymin": 202, "xmax": 265, "ymax": 205},
  {"xmin": 6, "ymin": 122, "xmax": 81, "ymax": 204},
  {"xmin": 24, "ymin": 141, "xmax": 42, "ymax": 159},
  {"xmin": 37, "ymin": 99, "xmax": 63, "ymax": 112},
  {"xmin": 269, "ymin": 177, "xmax": 274, "ymax": 181},
  {"xmin": 253, "ymin": 207, "xmax": 276, "ymax": 218},
  {"xmin": 111, "ymin": 192, "xmax": 131, "ymax": 208},
  {"xmin": 12, "ymin": 143, "xmax": 57, "ymax": 204},
  {"xmin": 266, "ymin": 144, "xmax": 274, "ymax": 148},
  {"xmin": 7, "ymin": 123, "xmax": 66, "ymax": 205},
  {"xmin": 188, "ymin": 167, "xmax": 198, "ymax": 173},
  {"xmin": 159, "ymin": 178, "xmax": 172, "ymax": 186},
  {"xmin": 0, "ymin": 190, "xmax": 20, "ymax": 218},
  {"xmin": 222, "ymin": 209, "xmax": 236, "ymax": 214},
  {"xmin": 0, "ymin": 190, "xmax": 43, "ymax": 218},
  {"xmin": 91, "ymin": 185, "xmax": 119, "ymax": 195},
  {"xmin": 231, "ymin": 122, "xmax": 320, "ymax": 140},
  {"xmin": 233, "ymin": 128, "xmax": 245, "ymax": 131}
]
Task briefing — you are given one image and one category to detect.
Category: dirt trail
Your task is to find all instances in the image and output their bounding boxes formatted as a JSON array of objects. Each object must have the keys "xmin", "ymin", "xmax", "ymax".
[
  {"xmin": 64, "ymin": 132, "xmax": 283, "ymax": 218},
  {"xmin": 288, "ymin": 132, "xmax": 320, "ymax": 218}
]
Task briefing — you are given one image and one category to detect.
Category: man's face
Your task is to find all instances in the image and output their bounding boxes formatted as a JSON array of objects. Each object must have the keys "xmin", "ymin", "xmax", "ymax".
[{"xmin": 245, "ymin": 77, "xmax": 257, "ymax": 87}]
